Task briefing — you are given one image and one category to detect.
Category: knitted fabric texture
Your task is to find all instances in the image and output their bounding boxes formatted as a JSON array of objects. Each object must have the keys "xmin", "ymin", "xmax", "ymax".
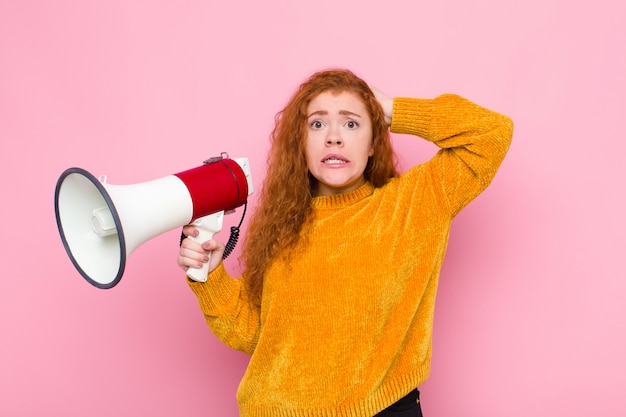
[{"xmin": 188, "ymin": 94, "xmax": 513, "ymax": 417}]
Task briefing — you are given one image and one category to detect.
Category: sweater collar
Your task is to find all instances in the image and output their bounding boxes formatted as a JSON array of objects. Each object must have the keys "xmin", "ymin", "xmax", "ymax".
[{"xmin": 311, "ymin": 182, "xmax": 374, "ymax": 209}]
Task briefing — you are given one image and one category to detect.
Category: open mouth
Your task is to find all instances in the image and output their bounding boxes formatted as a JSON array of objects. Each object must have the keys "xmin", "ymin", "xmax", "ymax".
[{"xmin": 322, "ymin": 155, "xmax": 349, "ymax": 164}]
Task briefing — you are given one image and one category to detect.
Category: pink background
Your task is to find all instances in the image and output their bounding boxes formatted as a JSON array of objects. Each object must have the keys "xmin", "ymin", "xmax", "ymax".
[{"xmin": 1, "ymin": 1, "xmax": 625, "ymax": 416}]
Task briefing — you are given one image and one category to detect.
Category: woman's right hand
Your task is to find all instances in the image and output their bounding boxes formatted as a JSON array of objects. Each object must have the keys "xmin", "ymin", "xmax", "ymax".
[{"xmin": 177, "ymin": 225, "xmax": 226, "ymax": 275}]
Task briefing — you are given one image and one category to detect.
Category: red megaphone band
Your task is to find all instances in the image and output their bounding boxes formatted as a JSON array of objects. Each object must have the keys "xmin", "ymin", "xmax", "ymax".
[{"xmin": 174, "ymin": 158, "xmax": 248, "ymax": 220}]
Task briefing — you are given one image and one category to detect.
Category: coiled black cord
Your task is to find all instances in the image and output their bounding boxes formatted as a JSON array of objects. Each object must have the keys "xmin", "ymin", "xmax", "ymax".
[{"xmin": 223, "ymin": 201, "xmax": 247, "ymax": 259}]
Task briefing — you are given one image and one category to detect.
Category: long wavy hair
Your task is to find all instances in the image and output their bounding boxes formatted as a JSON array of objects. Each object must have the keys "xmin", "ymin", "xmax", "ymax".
[{"xmin": 241, "ymin": 69, "xmax": 399, "ymax": 307}]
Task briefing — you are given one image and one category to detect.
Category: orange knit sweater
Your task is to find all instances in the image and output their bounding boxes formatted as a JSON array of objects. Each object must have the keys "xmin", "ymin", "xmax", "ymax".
[{"xmin": 188, "ymin": 94, "xmax": 513, "ymax": 416}]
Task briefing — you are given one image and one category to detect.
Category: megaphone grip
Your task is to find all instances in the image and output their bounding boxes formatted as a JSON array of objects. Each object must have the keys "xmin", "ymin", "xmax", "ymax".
[{"xmin": 186, "ymin": 212, "xmax": 224, "ymax": 282}]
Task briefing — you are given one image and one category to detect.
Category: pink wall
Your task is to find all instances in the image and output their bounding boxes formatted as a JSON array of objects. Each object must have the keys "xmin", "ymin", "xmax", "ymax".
[{"xmin": 1, "ymin": 1, "xmax": 624, "ymax": 415}]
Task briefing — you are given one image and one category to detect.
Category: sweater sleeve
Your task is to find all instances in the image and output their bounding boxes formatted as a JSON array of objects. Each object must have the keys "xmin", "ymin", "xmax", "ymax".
[
  {"xmin": 390, "ymin": 94, "xmax": 513, "ymax": 216},
  {"xmin": 187, "ymin": 263, "xmax": 260, "ymax": 355}
]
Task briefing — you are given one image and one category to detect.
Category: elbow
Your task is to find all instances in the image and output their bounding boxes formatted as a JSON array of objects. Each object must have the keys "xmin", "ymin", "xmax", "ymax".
[
  {"xmin": 498, "ymin": 113, "xmax": 514, "ymax": 145},
  {"xmin": 488, "ymin": 113, "xmax": 514, "ymax": 160}
]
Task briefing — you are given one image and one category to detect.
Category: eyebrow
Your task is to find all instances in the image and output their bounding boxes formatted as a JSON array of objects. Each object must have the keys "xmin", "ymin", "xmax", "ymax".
[{"xmin": 307, "ymin": 110, "xmax": 362, "ymax": 118}]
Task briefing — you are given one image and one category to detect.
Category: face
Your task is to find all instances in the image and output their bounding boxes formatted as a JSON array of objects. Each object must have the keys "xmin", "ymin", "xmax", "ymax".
[{"xmin": 305, "ymin": 90, "xmax": 374, "ymax": 197}]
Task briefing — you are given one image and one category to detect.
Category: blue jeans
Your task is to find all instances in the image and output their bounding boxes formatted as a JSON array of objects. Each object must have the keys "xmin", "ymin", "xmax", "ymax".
[{"xmin": 374, "ymin": 389, "xmax": 422, "ymax": 416}]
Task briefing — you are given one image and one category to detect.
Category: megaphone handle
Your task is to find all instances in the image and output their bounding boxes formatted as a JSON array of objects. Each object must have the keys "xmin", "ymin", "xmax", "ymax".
[{"xmin": 186, "ymin": 211, "xmax": 224, "ymax": 282}]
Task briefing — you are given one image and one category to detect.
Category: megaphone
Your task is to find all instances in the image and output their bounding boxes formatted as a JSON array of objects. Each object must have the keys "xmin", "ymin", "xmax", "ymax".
[{"xmin": 54, "ymin": 153, "xmax": 253, "ymax": 289}]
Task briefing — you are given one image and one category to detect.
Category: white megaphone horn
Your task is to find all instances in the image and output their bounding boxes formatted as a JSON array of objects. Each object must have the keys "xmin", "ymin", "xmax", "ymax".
[{"xmin": 54, "ymin": 152, "xmax": 253, "ymax": 289}]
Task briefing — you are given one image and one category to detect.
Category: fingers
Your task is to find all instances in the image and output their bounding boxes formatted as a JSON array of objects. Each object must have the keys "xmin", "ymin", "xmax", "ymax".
[
  {"xmin": 202, "ymin": 239, "xmax": 226, "ymax": 273},
  {"xmin": 369, "ymin": 85, "xmax": 393, "ymax": 126},
  {"xmin": 200, "ymin": 238, "xmax": 225, "ymax": 252},
  {"xmin": 178, "ymin": 224, "xmax": 227, "ymax": 274},
  {"xmin": 178, "ymin": 238, "xmax": 208, "ymax": 271},
  {"xmin": 177, "ymin": 237, "xmax": 226, "ymax": 273},
  {"xmin": 182, "ymin": 224, "xmax": 199, "ymax": 238}
]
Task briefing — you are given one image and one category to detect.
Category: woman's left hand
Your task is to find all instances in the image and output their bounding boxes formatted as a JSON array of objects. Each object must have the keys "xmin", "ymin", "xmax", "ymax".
[{"xmin": 369, "ymin": 85, "xmax": 393, "ymax": 126}]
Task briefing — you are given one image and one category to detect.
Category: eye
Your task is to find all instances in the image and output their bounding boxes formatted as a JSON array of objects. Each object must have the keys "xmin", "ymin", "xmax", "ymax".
[
  {"xmin": 310, "ymin": 120, "xmax": 324, "ymax": 129},
  {"xmin": 345, "ymin": 120, "xmax": 359, "ymax": 129}
]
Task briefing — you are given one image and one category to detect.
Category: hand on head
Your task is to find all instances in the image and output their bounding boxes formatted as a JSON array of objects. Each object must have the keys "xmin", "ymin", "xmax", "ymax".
[{"xmin": 369, "ymin": 85, "xmax": 393, "ymax": 126}]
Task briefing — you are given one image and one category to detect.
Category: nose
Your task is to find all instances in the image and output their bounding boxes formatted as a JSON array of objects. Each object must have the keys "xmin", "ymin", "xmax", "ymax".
[{"xmin": 325, "ymin": 128, "xmax": 343, "ymax": 146}]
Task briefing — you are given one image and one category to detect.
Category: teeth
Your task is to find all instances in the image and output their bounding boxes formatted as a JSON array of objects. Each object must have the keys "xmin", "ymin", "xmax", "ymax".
[{"xmin": 324, "ymin": 158, "xmax": 346, "ymax": 164}]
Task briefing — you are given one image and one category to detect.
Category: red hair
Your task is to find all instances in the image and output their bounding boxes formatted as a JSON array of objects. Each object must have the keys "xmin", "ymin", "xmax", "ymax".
[{"xmin": 241, "ymin": 69, "xmax": 399, "ymax": 307}]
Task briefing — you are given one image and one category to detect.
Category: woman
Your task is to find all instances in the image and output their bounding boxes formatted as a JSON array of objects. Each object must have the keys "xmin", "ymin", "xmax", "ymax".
[{"xmin": 177, "ymin": 69, "xmax": 513, "ymax": 416}]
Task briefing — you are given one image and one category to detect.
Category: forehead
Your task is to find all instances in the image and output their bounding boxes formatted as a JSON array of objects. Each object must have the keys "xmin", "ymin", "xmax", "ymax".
[{"xmin": 307, "ymin": 90, "xmax": 368, "ymax": 114}]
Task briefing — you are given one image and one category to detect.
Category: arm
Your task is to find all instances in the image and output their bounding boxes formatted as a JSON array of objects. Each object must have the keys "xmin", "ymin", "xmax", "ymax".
[
  {"xmin": 389, "ymin": 94, "xmax": 513, "ymax": 216},
  {"xmin": 178, "ymin": 228, "xmax": 260, "ymax": 354},
  {"xmin": 187, "ymin": 263, "xmax": 260, "ymax": 354}
]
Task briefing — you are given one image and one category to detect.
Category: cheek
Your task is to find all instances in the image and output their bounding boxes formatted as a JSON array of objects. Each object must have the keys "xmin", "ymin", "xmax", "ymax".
[
  {"xmin": 362, "ymin": 131, "xmax": 375, "ymax": 157},
  {"xmin": 305, "ymin": 131, "xmax": 324, "ymax": 152},
  {"xmin": 304, "ymin": 139, "xmax": 316, "ymax": 167}
]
